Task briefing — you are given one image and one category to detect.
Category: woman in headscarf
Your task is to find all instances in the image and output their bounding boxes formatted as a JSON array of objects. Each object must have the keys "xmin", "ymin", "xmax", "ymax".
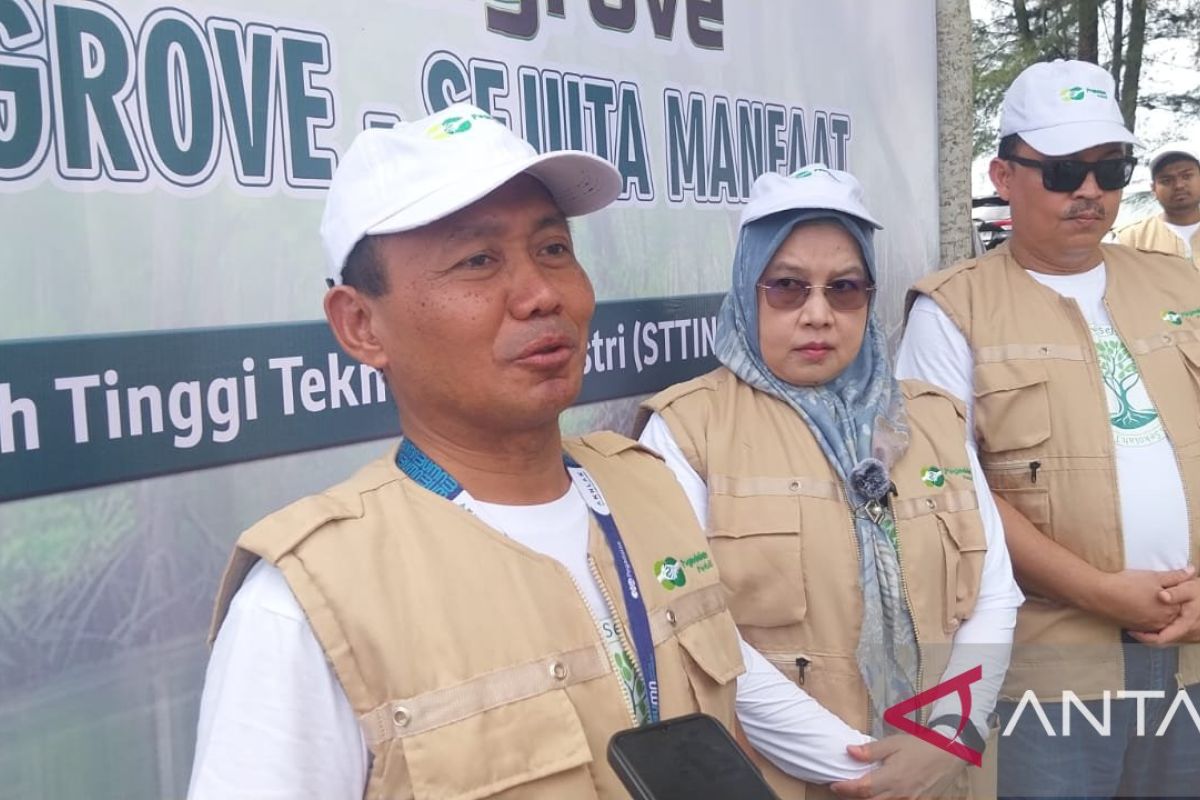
[{"xmin": 638, "ymin": 167, "xmax": 1023, "ymax": 800}]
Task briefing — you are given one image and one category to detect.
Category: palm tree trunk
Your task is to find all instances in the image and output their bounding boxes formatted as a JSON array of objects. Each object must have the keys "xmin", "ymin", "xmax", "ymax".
[
  {"xmin": 1111, "ymin": 0, "xmax": 1125, "ymax": 93},
  {"xmin": 1120, "ymin": 0, "xmax": 1146, "ymax": 130},
  {"xmin": 1078, "ymin": 0, "xmax": 1099, "ymax": 62}
]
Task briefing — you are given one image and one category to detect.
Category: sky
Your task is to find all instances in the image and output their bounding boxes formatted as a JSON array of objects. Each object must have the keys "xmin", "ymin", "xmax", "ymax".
[{"xmin": 968, "ymin": 0, "xmax": 1200, "ymax": 194}]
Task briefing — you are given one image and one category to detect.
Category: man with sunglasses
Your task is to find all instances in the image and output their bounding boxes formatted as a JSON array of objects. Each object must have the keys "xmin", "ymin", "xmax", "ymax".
[
  {"xmin": 1117, "ymin": 143, "xmax": 1200, "ymax": 268},
  {"xmin": 897, "ymin": 59, "xmax": 1200, "ymax": 798}
]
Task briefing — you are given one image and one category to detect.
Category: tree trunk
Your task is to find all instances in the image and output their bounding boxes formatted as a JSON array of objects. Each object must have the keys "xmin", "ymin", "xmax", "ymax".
[
  {"xmin": 1078, "ymin": 0, "xmax": 1099, "ymax": 62},
  {"xmin": 1014, "ymin": 0, "xmax": 1034, "ymax": 42},
  {"xmin": 936, "ymin": 0, "xmax": 974, "ymax": 269},
  {"xmin": 1111, "ymin": 0, "xmax": 1124, "ymax": 95},
  {"xmin": 1120, "ymin": 0, "xmax": 1146, "ymax": 131}
]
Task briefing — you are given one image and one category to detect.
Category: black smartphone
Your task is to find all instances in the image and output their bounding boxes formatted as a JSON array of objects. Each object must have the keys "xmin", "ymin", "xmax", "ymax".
[{"xmin": 607, "ymin": 713, "xmax": 781, "ymax": 800}]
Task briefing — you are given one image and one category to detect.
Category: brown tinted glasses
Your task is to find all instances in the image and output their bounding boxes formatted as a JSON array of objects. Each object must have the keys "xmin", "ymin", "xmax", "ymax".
[{"xmin": 756, "ymin": 277, "xmax": 875, "ymax": 311}]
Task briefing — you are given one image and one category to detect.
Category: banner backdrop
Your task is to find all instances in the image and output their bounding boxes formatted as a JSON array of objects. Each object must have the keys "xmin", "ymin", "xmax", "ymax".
[{"xmin": 0, "ymin": 1, "xmax": 939, "ymax": 796}]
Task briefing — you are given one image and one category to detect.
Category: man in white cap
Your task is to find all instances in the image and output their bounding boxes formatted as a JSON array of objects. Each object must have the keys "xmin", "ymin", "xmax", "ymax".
[
  {"xmin": 1117, "ymin": 143, "xmax": 1200, "ymax": 268},
  {"xmin": 186, "ymin": 104, "xmax": 878, "ymax": 799},
  {"xmin": 897, "ymin": 60, "xmax": 1200, "ymax": 797}
]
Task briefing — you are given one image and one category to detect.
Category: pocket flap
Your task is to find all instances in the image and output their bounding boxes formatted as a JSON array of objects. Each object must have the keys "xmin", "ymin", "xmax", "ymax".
[
  {"xmin": 972, "ymin": 361, "xmax": 1052, "ymax": 452},
  {"xmin": 707, "ymin": 491, "xmax": 800, "ymax": 537},
  {"xmin": 973, "ymin": 360, "xmax": 1049, "ymax": 396},
  {"xmin": 675, "ymin": 607, "xmax": 746, "ymax": 686},
  {"xmin": 937, "ymin": 508, "xmax": 988, "ymax": 552},
  {"xmin": 403, "ymin": 689, "xmax": 593, "ymax": 800},
  {"xmin": 1180, "ymin": 340, "xmax": 1200, "ymax": 369}
]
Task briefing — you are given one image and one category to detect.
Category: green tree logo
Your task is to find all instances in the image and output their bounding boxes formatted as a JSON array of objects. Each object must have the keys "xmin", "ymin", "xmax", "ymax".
[
  {"xmin": 654, "ymin": 557, "xmax": 687, "ymax": 590},
  {"xmin": 1096, "ymin": 339, "xmax": 1158, "ymax": 430},
  {"xmin": 613, "ymin": 650, "xmax": 651, "ymax": 723},
  {"xmin": 921, "ymin": 466, "xmax": 946, "ymax": 488}
]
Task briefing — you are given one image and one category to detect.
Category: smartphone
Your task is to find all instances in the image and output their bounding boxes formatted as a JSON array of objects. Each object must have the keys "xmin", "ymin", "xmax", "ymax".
[{"xmin": 607, "ymin": 713, "xmax": 781, "ymax": 800}]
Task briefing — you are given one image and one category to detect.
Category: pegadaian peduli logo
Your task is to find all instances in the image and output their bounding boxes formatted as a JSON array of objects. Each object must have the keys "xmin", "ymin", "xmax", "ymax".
[
  {"xmin": 424, "ymin": 111, "xmax": 494, "ymax": 140},
  {"xmin": 654, "ymin": 557, "xmax": 687, "ymax": 591},
  {"xmin": 1059, "ymin": 85, "xmax": 1108, "ymax": 102},
  {"xmin": 1162, "ymin": 308, "xmax": 1200, "ymax": 326},
  {"xmin": 921, "ymin": 465, "xmax": 972, "ymax": 488}
]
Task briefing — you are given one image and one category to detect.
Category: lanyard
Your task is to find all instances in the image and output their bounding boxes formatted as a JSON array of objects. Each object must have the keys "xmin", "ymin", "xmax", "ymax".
[{"xmin": 394, "ymin": 438, "xmax": 660, "ymax": 723}]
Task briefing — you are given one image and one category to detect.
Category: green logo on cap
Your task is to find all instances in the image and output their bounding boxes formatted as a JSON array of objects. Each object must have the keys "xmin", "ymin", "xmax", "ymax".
[
  {"xmin": 424, "ymin": 111, "xmax": 493, "ymax": 140},
  {"xmin": 654, "ymin": 557, "xmax": 687, "ymax": 590},
  {"xmin": 791, "ymin": 166, "xmax": 832, "ymax": 179},
  {"xmin": 1059, "ymin": 86, "xmax": 1108, "ymax": 102}
]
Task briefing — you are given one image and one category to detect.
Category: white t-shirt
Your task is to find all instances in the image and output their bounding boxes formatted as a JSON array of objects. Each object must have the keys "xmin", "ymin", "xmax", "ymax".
[
  {"xmin": 638, "ymin": 413, "xmax": 1022, "ymax": 739},
  {"xmin": 1166, "ymin": 221, "xmax": 1199, "ymax": 257},
  {"xmin": 188, "ymin": 484, "xmax": 875, "ymax": 800},
  {"xmin": 897, "ymin": 263, "xmax": 1191, "ymax": 571}
]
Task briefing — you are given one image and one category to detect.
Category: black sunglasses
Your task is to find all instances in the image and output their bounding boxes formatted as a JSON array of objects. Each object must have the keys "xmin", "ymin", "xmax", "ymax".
[{"xmin": 1007, "ymin": 155, "xmax": 1136, "ymax": 193}]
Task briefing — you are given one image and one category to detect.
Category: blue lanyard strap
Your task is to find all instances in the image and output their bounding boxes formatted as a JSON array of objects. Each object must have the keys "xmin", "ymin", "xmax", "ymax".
[
  {"xmin": 563, "ymin": 455, "xmax": 660, "ymax": 724},
  {"xmin": 395, "ymin": 439, "xmax": 660, "ymax": 724}
]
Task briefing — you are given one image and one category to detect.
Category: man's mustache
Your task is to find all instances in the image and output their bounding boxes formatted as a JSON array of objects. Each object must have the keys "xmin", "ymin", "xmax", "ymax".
[{"xmin": 1064, "ymin": 200, "xmax": 1106, "ymax": 219}]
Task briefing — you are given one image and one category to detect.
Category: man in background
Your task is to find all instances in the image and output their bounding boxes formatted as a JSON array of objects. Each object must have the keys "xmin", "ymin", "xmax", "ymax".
[{"xmin": 1117, "ymin": 143, "xmax": 1200, "ymax": 267}]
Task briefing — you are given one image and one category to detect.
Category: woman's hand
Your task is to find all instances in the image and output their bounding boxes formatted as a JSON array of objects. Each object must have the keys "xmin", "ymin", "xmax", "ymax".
[{"xmin": 829, "ymin": 735, "xmax": 966, "ymax": 799}]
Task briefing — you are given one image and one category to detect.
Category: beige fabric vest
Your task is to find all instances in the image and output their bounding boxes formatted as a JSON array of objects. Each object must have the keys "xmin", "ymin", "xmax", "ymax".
[
  {"xmin": 909, "ymin": 242, "xmax": 1200, "ymax": 702},
  {"xmin": 209, "ymin": 432, "xmax": 745, "ymax": 800},
  {"xmin": 643, "ymin": 370, "xmax": 992, "ymax": 800},
  {"xmin": 1116, "ymin": 214, "xmax": 1200, "ymax": 270}
]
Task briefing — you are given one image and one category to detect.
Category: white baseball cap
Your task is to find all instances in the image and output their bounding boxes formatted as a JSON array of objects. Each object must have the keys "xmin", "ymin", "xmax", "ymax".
[
  {"xmin": 1149, "ymin": 142, "xmax": 1199, "ymax": 176},
  {"xmin": 740, "ymin": 165, "xmax": 882, "ymax": 230},
  {"xmin": 319, "ymin": 103, "xmax": 622, "ymax": 284},
  {"xmin": 999, "ymin": 59, "xmax": 1141, "ymax": 156}
]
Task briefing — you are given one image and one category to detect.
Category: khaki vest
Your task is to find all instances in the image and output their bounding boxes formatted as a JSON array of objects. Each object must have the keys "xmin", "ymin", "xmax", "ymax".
[
  {"xmin": 909, "ymin": 242, "xmax": 1200, "ymax": 702},
  {"xmin": 643, "ymin": 370, "xmax": 992, "ymax": 800},
  {"xmin": 1116, "ymin": 214, "xmax": 1200, "ymax": 270},
  {"xmin": 210, "ymin": 432, "xmax": 745, "ymax": 800}
]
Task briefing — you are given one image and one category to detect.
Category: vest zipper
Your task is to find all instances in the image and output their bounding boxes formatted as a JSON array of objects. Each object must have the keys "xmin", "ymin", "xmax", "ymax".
[
  {"xmin": 586, "ymin": 554, "xmax": 640, "ymax": 726},
  {"xmin": 891, "ymin": 513, "xmax": 926, "ymax": 719}
]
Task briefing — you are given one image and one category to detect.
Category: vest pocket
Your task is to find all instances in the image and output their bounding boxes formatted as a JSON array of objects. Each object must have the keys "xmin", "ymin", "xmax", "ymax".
[
  {"xmin": 973, "ymin": 361, "xmax": 1052, "ymax": 453},
  {"xmin": 937, "ymin": 509, "xmax": 988, "ymax": 632},
  {"xmin": 674, "ymin": 607, "xmax": 746, "ymax": 726},
  {"xmin": 401, "ymin": 689, "xmax": 598, "ymax": 800},
  {"xmin": 707, "ymin": 492, "xmax": 806, "ymax": 627}
]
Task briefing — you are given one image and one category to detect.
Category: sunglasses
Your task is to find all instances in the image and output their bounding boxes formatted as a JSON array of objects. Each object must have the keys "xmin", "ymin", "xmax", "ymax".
[
  {"xmin": 1007, "ymin": 155, "xmax": 1136, "ymax": 192},
  {"xmin": 757, "ymin": 277, "xmax": 875, "ymax": 311}
]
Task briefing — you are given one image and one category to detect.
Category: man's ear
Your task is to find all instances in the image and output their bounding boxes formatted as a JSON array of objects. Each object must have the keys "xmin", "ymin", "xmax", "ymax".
[
  {"xmin": 324, "ymin": 285, "xmax": 388, "ymax": 370},
  {"xmin": 989, "ymin": 157, "xmax": 1014, "ymax": 202}
]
